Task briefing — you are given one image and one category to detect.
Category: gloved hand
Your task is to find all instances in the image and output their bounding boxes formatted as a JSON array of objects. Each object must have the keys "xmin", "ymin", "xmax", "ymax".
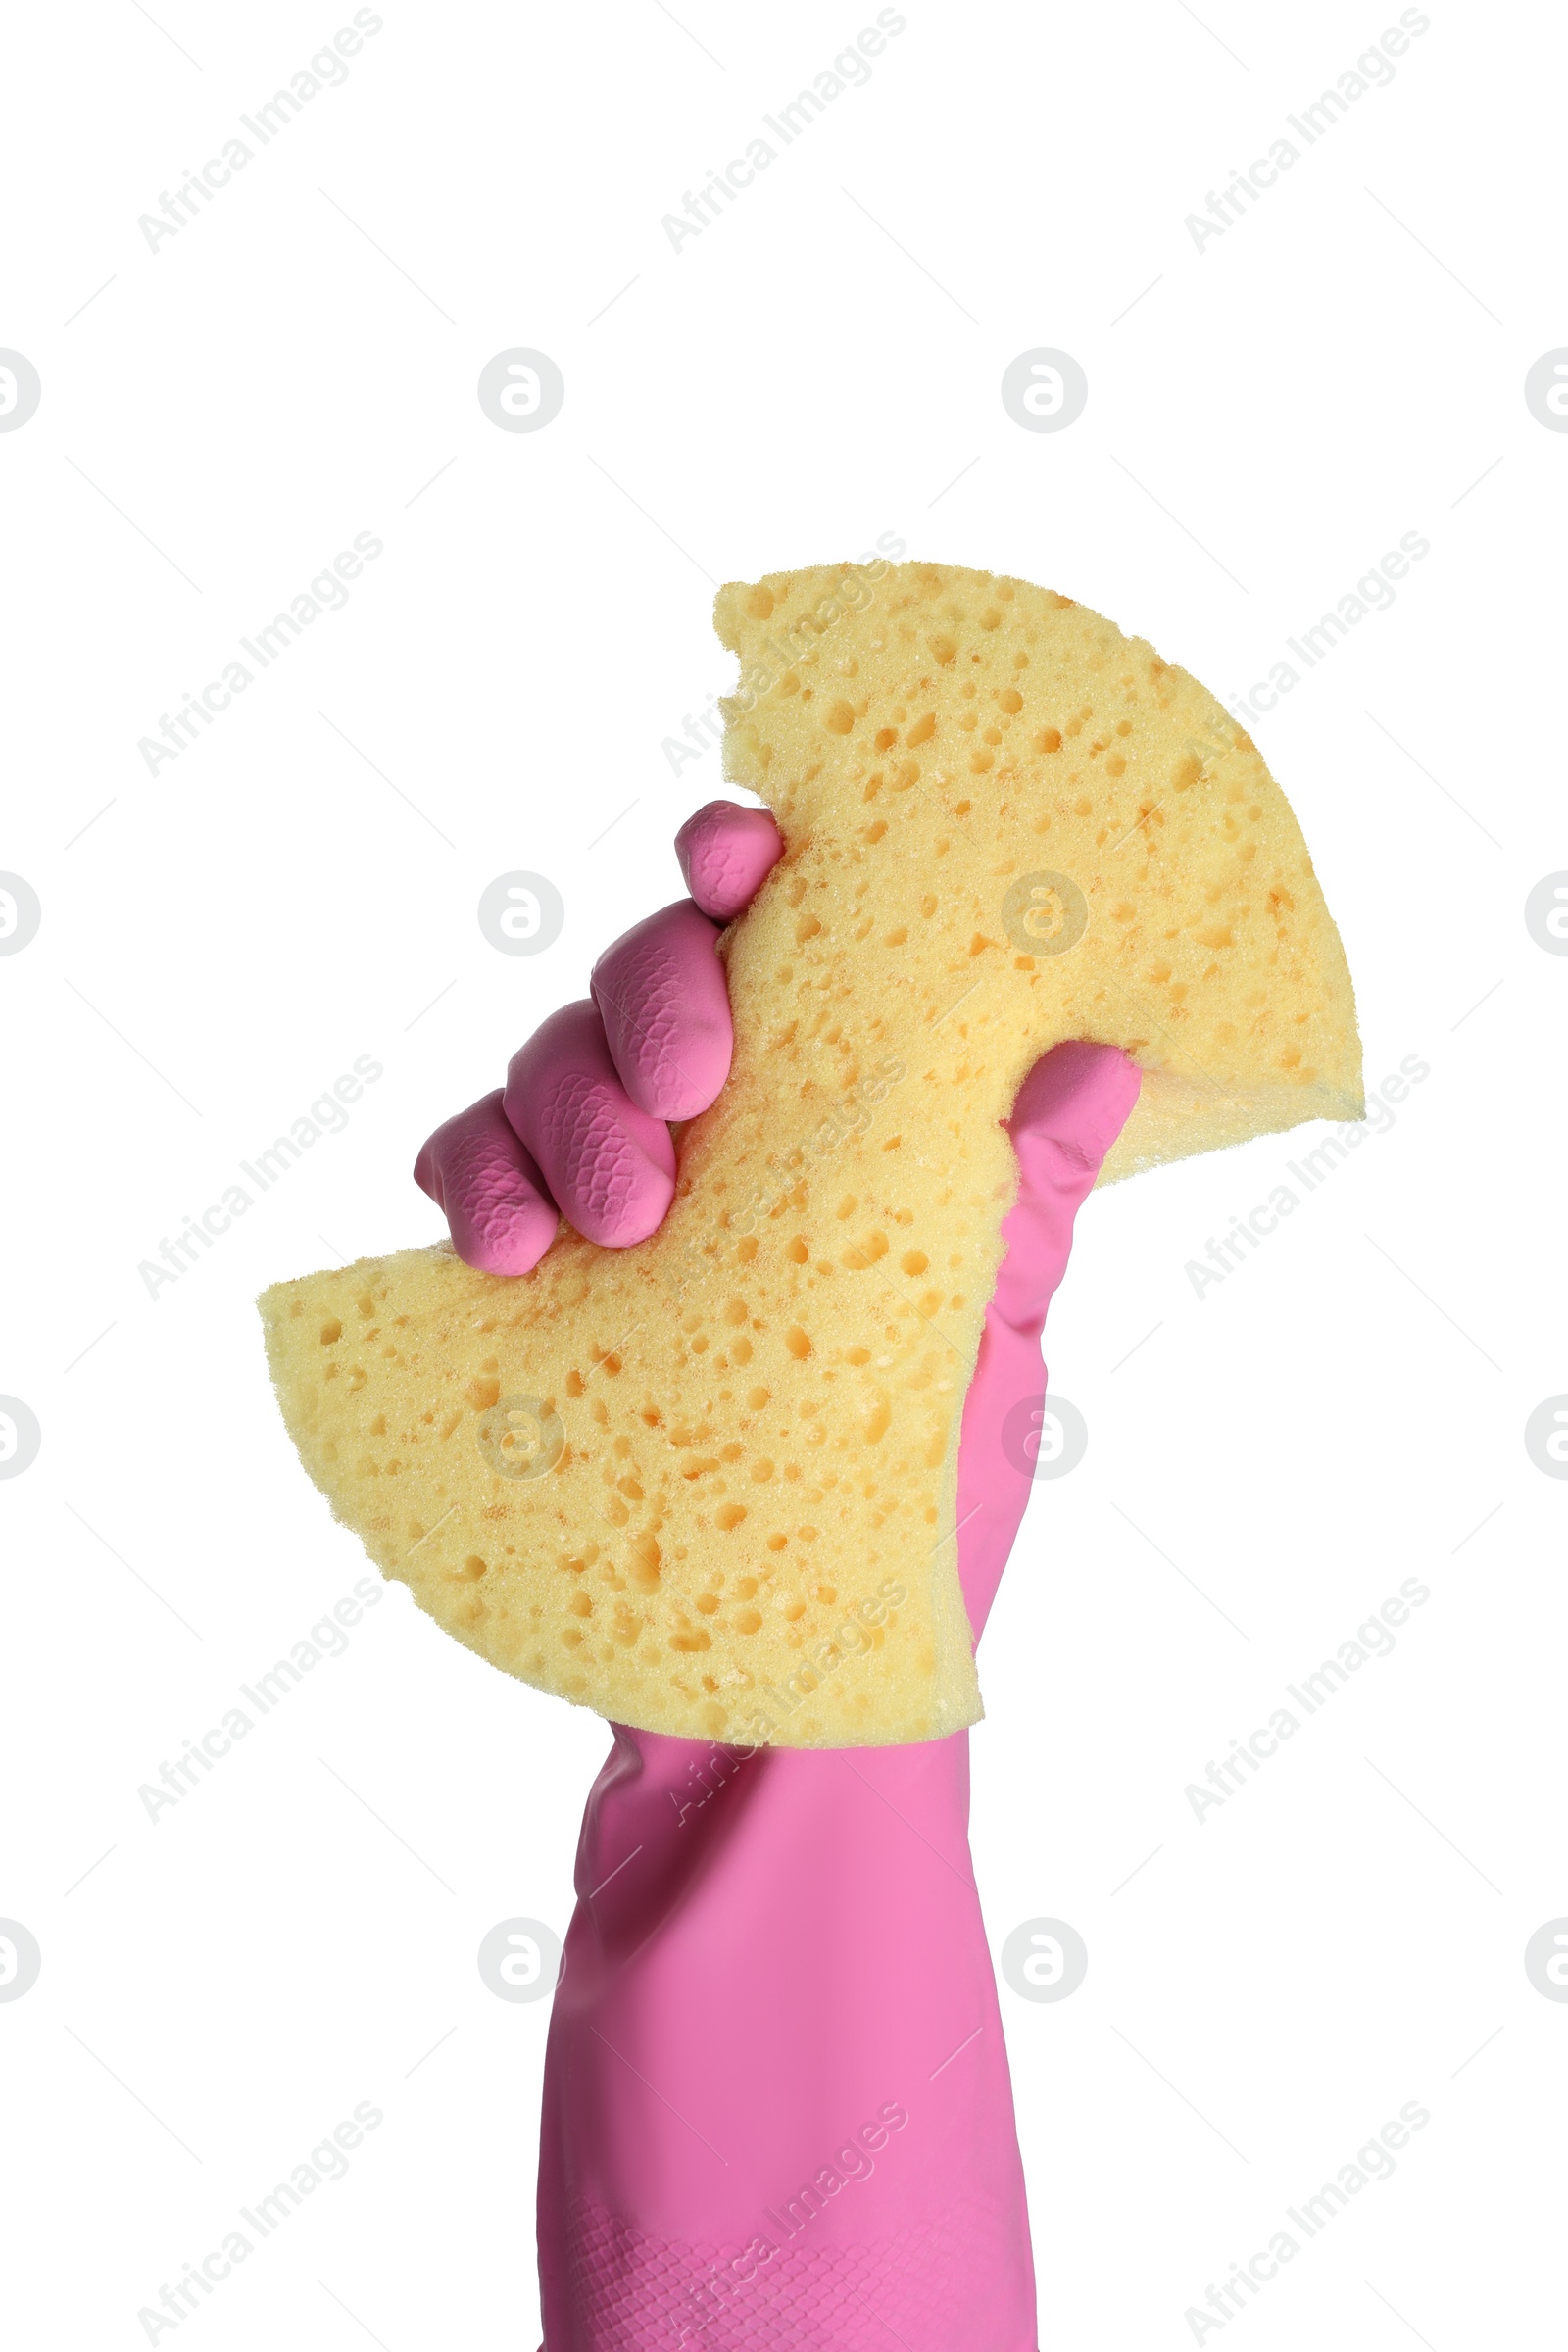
[{"xmin": 416, "ymin": 803, "xmax": 1139, "ymax": 2352}]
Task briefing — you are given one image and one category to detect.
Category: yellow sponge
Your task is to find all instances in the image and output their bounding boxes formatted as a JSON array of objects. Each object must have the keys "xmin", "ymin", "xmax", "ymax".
[{"xmin": 259, "ymin": 561, "xmax": 1361, "ymax": 1747}]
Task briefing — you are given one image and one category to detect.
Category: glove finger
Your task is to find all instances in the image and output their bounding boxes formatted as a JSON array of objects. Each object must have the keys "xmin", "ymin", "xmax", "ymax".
[
  {"xmin": 674, "ymin": 800, "xmax": 783, "ymax": 920},
  {"xmin": 504, "ymin": 999, "xmax": 676, "ymax": 1249},
  {"xmin": 414, "ymin": 1090, "xmax": 560, "ymax": 1275},
  {"xmin": 591, "ymin": 899, "xmax": 732, "ymax": 1121},
  {"xmin": 953, "ymin": 1042, "xmax": 1140, "ymax": 1644},
  {"xmin": 993, "ymin": 1041, "xmax": 1142, "ymax": 1339}
]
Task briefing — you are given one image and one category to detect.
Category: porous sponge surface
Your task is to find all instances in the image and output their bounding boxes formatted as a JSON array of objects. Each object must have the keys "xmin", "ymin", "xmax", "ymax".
[{"xmin": 259, "ymin": 562, "xmax": 1361, "ymax": 1747}]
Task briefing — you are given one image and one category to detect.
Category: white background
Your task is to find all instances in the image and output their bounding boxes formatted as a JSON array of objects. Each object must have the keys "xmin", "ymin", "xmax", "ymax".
[{"xmin": 3, "ymin": 1, "xmax": 1564, "ymax": 2345}]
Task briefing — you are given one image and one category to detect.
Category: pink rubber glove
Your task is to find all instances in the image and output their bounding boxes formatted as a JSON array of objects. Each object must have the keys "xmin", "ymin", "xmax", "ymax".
[{"xmin": 416, "ymin": 805, "xmax": 1139, "ymax": 2352}]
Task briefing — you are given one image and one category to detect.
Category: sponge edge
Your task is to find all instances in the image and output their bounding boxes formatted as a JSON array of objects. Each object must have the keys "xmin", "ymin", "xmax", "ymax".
[{"xmin": 258, "ymin": 560, "xmax": 1361, "ymax": 1749}]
